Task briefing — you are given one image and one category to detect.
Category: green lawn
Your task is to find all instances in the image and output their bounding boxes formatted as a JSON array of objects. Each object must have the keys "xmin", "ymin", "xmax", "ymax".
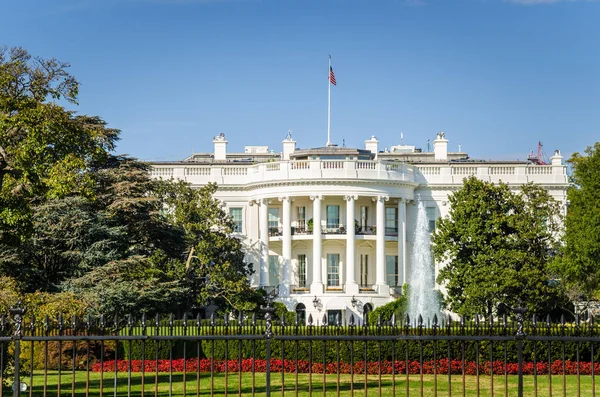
[{"xmin": 14, "ymin": 371, "xmax": 599, "ymax": 396}]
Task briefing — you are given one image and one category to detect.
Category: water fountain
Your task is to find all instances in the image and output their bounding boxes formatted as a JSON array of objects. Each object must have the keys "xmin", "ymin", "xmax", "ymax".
[{"xmin": 407, "ymin": 201, "xmax": 440, "ymax": 324}]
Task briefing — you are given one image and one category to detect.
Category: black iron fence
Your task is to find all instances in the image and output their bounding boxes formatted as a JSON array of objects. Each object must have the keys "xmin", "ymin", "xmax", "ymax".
[{"xmin": 2, "ymin": 302, "xmax": 600, "ymax": 396}]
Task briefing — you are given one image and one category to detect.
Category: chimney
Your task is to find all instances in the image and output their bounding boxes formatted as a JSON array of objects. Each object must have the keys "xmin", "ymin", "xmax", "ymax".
[
  {"xmin": 213, "ymin": 133, "xmax": 228, "ymax": 161},
  {"xmin": 550, "ymin": 150, "xmax": 563, "ymax": 166},
  {"xmin": 282, "ymin": 130, "xmax": 296, "ymax": 160},
  {"xmin": 433, "ymin": 132, "xmax": 448, "ymax": 161},
  {"xmin": 365, "ymin": 136, "xmax": 379, "ymax": 155}
]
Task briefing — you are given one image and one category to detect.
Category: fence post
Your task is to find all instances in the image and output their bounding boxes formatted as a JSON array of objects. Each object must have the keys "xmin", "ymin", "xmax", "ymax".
[
  {"xmin": 514, "ymin": 303, "xmax": 527, "ymax": 397},
  {"xmin": 261, "ymin": 288, "xmax": 278, "ymax": 397},
  {"xmin": 9, "ymin": 303, "xmax": 26, "ymax": 397}
]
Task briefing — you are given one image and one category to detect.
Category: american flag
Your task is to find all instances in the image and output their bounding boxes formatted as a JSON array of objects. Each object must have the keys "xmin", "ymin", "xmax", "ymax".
[{"xmin": 329, "ymin": 66, "xmax": 336, "ymax": 86}]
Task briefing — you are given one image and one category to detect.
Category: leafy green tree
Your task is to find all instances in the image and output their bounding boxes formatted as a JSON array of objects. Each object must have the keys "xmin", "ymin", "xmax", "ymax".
[
  {"xmin": 0, "ymin": 196, "xmax": 125, "ymax": 292},
  {"xmin": 433, "ymin": 176, "xmax": 565, "ymax": 317},
  {"xmin": 0, "ymin": 47, "xmax": 118, "ymax": 245},
  {"xmin": 156, "ymin": 181, "xmax": 259, "ymax": 312},
  {"xmin": 0, "ymin": 47, "xmax": 258, "ymax": 317},
  {"xmin": 553, "ymin": 143, "xmax": 600, "ymax": 307}
]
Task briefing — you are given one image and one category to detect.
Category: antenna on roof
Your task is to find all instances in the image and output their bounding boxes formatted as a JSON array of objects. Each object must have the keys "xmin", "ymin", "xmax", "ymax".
[
  {"xmin": 400, "ymin": 132, "xmax": 404, "ymax": 145},
  {"xmin": 426, "ymin": 139, "xmax": 431, "ymax": 152},
  {"xmin": 342, "ymin": 138, "xmax": 346, "ymax": 148}
]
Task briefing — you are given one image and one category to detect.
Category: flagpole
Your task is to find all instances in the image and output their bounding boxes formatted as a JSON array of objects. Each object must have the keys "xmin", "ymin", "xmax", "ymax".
[{"xmin": 327, "ymin": 55, "xmax": 331, "ymax": 147}]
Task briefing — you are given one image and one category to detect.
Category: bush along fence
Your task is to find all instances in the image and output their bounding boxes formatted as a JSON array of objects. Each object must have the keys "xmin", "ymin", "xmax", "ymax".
[{"xmin": 3, "ymin": 299, "xmax": 600, "ymax": 397}]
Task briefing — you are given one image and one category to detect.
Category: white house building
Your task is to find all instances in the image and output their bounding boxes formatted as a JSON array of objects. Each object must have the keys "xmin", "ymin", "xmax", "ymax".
[{"xmin": 149, "ymin": 132, "xmax": 568, "ymax": 324}]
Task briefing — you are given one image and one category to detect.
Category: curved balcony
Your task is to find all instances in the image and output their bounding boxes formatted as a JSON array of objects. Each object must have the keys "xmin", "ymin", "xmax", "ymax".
[{"xmin": 151, "ymin": 160, "xmax": 414, "ymax": 186}]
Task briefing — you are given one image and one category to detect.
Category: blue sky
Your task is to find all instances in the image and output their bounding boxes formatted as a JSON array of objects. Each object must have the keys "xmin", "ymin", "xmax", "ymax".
[{"xmin": 2, "ymin": 0, "xmax": 599, "ymax": 162}]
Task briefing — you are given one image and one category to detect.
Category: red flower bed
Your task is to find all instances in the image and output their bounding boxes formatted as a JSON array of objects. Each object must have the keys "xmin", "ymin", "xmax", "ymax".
[{"xmin": 92, "ymin": 358, "xmax": 600, "ymax": 376}]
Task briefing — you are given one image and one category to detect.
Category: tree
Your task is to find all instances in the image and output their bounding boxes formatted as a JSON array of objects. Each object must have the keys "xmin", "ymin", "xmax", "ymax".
[
  {"xmin": 553, "ymin": 143, "xmax": 600, "ymax": 307},
  {"xmin": 0, "ymin": 196, "xmax": 125, "ymax": 292},
  {"xmin": 156, "ymin": 181, "xmax": 260, "ymax": 313},
  {"xmin": 0, "ymin": 47, "xmax": 118, "ymax": 245},
  {"xmin": 0, "ymin": 47, "xmax": 258, "ymax": 317},
  {"xmin": 433, "ymin": 176, "xmax": 565, "ymax": 317}
]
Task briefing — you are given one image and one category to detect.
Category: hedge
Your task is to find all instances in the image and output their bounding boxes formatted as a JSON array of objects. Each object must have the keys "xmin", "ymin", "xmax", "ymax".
[{"xmin": 112, "ymin": 325, "xmax": 600, "ymax": 365}]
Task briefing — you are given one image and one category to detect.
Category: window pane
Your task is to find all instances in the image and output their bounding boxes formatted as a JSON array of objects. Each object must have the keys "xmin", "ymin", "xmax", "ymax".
[
  {"xmin": 268, "ymin": 208, "xmax": 279, "ymax": 229},
  {"xmin": 297, "ymin": 207, "xmax": 306, "ymax": 229},
  {"xmin": 326, "ymin": 206, "xmax": 339, "ymax": 228},
  {"xmin": 269, "ymin": 255, "xmax": 279, "ymax": 286},
  {"xmin": 386, "ymin": 255, "xmax": 399, "ymax": 286},
  {"xmin": 426, "ymin": 207, "xmax": 437, "ymax": 233},
  {"xmin": 298, "ymin": 254, "xmax": 306, "ymax": 288},
  {"xmin": 327, "ymin": 253, "xmax": 340, "ymax": 287},
  {"xmin": 385, "ymin": 208, "xmax": 398, "ymax": 233},
  {"xmin": 360, "ymin": 254, "xmax": 368, "ymax": 286},
  {"xmin": 229, "ymin": 208, "xmax": 243, "ymax": 232}
]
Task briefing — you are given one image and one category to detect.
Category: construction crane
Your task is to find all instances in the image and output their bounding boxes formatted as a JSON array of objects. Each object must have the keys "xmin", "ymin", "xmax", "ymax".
[{"xmin": 527, "ymin": 141, "xmax": 547, "ymax": 165}]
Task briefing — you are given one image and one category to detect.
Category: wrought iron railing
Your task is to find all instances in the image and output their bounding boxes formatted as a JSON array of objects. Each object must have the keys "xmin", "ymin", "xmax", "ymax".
[{"xmin": 2, "ymin": 303, "xmax": 600, "ymax": 397}]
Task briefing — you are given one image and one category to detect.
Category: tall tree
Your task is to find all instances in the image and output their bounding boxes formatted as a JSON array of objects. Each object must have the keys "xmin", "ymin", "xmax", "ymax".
[
  {"xmin": 156, "ymin": 181, "xmax": 259, "ymax": 312},
  {"xmin": 432, "ymin": 177, "xmax": 565, "ymax": 317},
  {"xmin": 553, "ymin": 143, "xmax": 600, "ymax": 307},
  {"xmin": 0, "ymin": 47, "xmax": 118, "ymax": 244}
]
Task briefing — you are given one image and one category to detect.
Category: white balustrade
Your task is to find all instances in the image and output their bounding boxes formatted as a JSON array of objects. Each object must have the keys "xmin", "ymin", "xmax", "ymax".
[
  {"xmin": 151, "ymin": 168, "xmax": 174, "ymax": 177},
  {"xmin": 290, "ymin": 161, "xmax": 309, "ymax": 170},
  {"xmin": 357, "ymin": 161, "xmax": 376, "ymax": 170},
  {"xmin": 489, "ymin": 166, "xmax": 515, "ymax": 175},
  {"xmin": 321, "ymin": 161, "xmax": 344, "ymax": 170},
  {"xmin": 185, "ymin": 167, "xmax": 211, "ymax": 176},
  {"xmin": 223, "ymin": 167, "xmax": 248, "ymax": 176},
  {"xmin": 419, "ymin": 167, "xmax": 441, "ymax": 175},
  {"xmin": 452, "ymin": 167, "xmax": 477, "ymax": 176},
  {"xmin": 527, "ymin": 166, "xmax": 552, "ymax": 175},
  {"xmin": 151, "ymin": 161, "xmax": 564, "ymax": 186},
  {"xmin": 266, "ymin": 163, "xmax": 280, "ymax": 171}
]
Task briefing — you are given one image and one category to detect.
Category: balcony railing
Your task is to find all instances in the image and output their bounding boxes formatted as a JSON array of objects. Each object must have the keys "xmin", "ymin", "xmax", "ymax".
[
  {"xmin": 268, "ymin": 227, "xmax": 282, "ymax": 237},
  {"xmin": 356, "ymin": 226, "xmax": 376, "ymax": 235},
  {"xmin": 293, "ymin": 226, "xmax": 311, "ymax": 235},
  {"xmin": 323, "ymin": 225, "xmax": 347, "ymax": 235}
]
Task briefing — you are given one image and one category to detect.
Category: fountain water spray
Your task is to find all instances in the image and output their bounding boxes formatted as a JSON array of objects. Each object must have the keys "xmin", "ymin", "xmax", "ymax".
[{"xmin": 407, "ymin": 201, "xmax": 440, "ymax": 324}]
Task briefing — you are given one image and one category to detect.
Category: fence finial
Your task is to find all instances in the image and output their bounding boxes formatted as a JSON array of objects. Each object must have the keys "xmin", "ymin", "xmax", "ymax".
[
  {"xmin": 261, "ymin": 287, "xmax": 277, "ymax": 338},
  {"xmin": 9, "ymin": 303, "xmax": 25, "ymax": 339},
  {"xmin": 513, "ymin": 302, "xmax": 526, "ymax": 338}
]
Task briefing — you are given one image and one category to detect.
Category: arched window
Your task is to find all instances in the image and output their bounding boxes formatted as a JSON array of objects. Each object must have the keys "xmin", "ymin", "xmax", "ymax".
[{"xmin": 295, "ymin": 303, "xmax": 306, "ymax": 324}]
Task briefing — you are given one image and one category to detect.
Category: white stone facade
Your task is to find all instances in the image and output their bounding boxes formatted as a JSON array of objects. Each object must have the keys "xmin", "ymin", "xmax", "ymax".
[{"xmin": 149, "ymin": 133, "xmax": 568, "ymax": 324}]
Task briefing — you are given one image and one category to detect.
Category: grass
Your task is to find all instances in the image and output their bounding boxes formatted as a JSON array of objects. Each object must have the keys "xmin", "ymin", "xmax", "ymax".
[{"xmin": 12, "ymin": 371, "xmax": 599, "ymax": 396}]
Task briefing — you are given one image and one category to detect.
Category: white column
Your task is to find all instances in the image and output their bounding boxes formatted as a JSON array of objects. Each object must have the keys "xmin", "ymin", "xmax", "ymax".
[
  {"xmin": 398, "ymin": 199, "xmax": 407, "ymax": 287},
  {"xmin": 258, "ymin": 198, "xmax": 269, "ymax": 287},
  {"xmin": 376, "ymin": 195, "xmax": 389, "ymax": 294},
  {"xmin": 310, "ymin": 195, "xmax": 323, "ymax": 294},
  {"xmin": 280, "ymin": 196, "xmax": 292, "ymax": 296},
  {"xmin": 345, "ymin": 195, "xmax": 358, "ymax": 294}
]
